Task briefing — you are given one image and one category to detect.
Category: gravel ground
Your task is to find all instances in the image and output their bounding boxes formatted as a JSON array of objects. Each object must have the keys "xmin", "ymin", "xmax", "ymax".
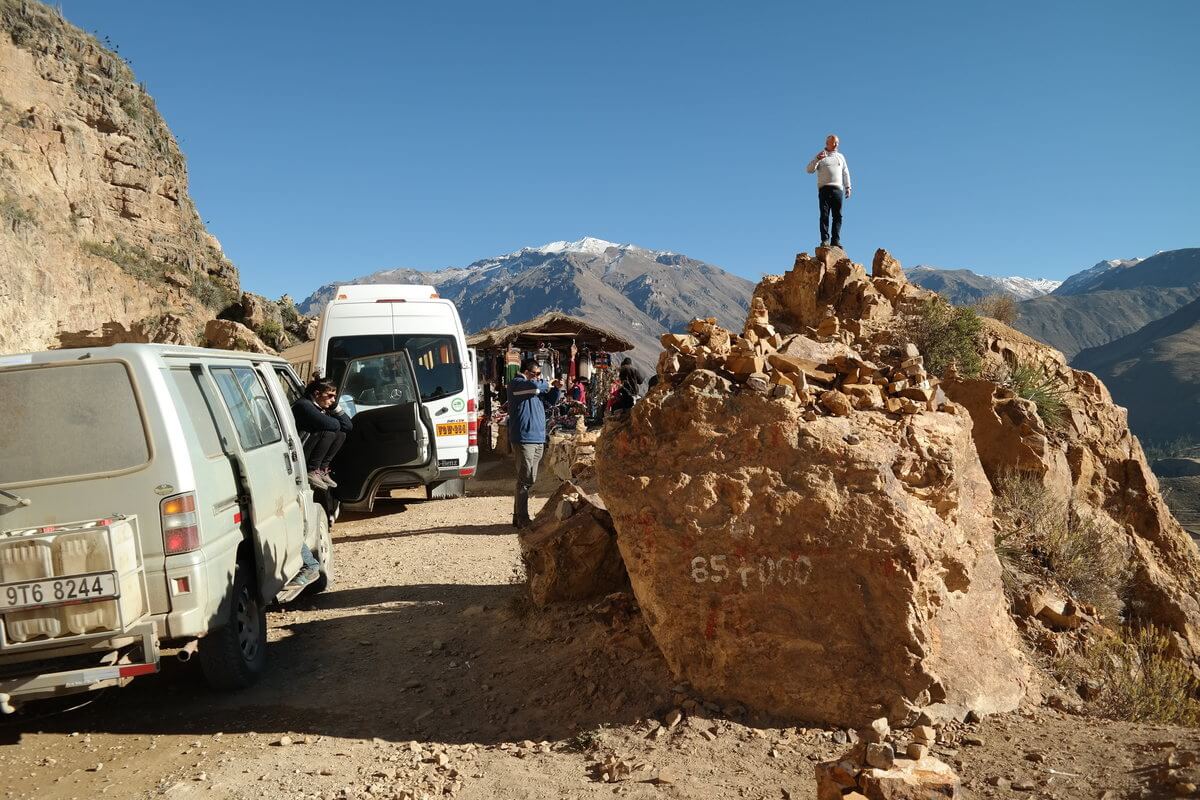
[{"xmin": 1, "ymin": 459, "xmax": 1198, "ymax": 800}]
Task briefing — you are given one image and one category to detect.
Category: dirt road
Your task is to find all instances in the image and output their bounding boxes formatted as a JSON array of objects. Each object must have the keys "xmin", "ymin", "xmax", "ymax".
[{"xmin": 2, "ymin": 463, "xmax": 1198, "ymax": 799}]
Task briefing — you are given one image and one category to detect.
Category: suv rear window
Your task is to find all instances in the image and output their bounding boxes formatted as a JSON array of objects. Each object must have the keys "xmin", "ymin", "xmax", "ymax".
[
  {"xmin": 0, "ymin": 362, "xmax": 150, "ymax": 485},
  {"xmin": 327, "ymin": 334, "xmax": 463, "ymax": 402}
]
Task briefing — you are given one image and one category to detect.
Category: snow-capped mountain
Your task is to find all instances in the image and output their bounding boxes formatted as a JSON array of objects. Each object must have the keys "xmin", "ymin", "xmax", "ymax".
[
  {"xmin": 296, "ymin": 237, "xmax": 754, "ymax": 375},
  {"xmin": 1054, "ymin": 257, "xmax": 1145, "ymax": 296},
  {"xmin": 905, "ymin": 265, "xmax": 1060, "ymax": 304}
]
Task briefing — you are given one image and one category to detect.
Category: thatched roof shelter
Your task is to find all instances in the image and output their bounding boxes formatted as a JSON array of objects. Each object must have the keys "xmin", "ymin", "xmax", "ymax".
[{"xmin": 467, "ymin": 313, "xmax": 634, "ymax": 353}]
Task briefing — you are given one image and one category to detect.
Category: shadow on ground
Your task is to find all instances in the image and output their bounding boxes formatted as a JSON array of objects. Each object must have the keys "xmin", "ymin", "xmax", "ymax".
[{"xmin": 0, "ymin": 582, "xmax": 672, "ymax": 748}]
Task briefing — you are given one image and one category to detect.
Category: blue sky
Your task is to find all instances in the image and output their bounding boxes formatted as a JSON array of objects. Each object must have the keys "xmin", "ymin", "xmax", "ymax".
[{"xmin": 60, "ymin": 1, "xmax": 1199, "ymax": 299}]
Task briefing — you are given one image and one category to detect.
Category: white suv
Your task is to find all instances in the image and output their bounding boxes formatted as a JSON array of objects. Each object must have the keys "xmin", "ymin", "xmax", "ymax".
[{"xmin": 0, "ymin": 344, "xmax": 332, "ymax": 711}]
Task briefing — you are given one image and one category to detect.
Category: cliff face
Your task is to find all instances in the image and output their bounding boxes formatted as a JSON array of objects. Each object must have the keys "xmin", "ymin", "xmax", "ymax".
[{"xmin": 0, "ymin": 0, "xmax": 240, "ymax": 353}]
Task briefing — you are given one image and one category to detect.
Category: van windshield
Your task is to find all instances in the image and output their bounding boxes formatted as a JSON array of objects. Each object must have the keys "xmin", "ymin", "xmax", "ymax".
[
  {"xmin": 327, "ymin": 335, "xmax": 463, "ymax": 402},
  {"xmin": 0, "ymin": 362, "xmax": 151, "ymax": 485}
]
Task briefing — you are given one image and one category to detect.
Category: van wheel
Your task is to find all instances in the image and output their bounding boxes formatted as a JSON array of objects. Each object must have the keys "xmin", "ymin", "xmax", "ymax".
[
  {"xmin": 198, "ymin": 559, "xmax": 267, "ymax": 690},
  {"xmin": 426, "ymin": 479, "xmax": 465, "ymax": 500},
  {"xmin": 306, "ymin": 513, "xmax": 334, "ymax": 595}
]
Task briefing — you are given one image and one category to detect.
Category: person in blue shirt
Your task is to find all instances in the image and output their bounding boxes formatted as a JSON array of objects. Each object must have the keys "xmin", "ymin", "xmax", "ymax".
[{"xmin": 507, "ymin": 358, "xmax": 547, "ymax": 528}]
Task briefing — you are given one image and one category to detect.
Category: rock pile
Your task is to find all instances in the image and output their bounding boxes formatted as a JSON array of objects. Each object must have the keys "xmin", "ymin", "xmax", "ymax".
[{"xmin": 598, "ymin": 247, "xmax": 1030, "ymax": 726}]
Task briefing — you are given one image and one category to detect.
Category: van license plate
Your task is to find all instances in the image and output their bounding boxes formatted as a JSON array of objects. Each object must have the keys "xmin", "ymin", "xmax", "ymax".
[
  {"xmin": 435, "ymin": 422, "xmax": 468, "ymax": 437},
  {"xmin": 1, "ymin": 572, "xmax": 119, "ymax": 612}
]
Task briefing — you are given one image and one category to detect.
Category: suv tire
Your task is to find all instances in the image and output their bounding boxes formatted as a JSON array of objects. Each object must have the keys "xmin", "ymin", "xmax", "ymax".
[
  {"xmin": 198, "ymin": 558, "xmax": 267, "ymax": 690},
  {"xmin": 426, "ymin": 478, "xmax": 465, "ymax": 500}
]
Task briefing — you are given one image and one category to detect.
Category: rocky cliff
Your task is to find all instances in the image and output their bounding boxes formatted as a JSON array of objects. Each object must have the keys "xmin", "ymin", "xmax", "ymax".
[{"xmin": 0, "ymin": 1, "xmax": 297, "ymax": 353}]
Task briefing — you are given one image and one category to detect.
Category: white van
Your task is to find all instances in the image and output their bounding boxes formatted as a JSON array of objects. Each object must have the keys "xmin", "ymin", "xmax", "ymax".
[
  {"xmin": 304, "ymin": 284, "xmax": 478, "ymax": 507},
  {"xmin": 0, "ymin": 345, "xmax": 332, "ymax": 710}
]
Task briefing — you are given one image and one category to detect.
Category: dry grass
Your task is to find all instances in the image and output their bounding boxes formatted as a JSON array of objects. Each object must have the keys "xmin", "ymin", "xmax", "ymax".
[
  {"xmin": 902, "ymin": 297, "xmax": 983, "ymax": 378},
  {"xmin": 992, "ymin": 471, "xmax": 1130, "ymax": 619},
  {"xmin": 1070, "ymin": 625, "xmax": 1200, "ymax": 725},
  {"xmin": 974, "ymin": 294, "xmax": 1020, "ymax": 325}
]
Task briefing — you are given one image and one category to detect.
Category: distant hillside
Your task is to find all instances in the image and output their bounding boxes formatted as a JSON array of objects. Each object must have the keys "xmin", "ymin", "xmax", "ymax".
[
  {"xmin": 1014, "ymin": 250, "xmax": 1200, "ymax": 359},
  {"xmin": 905, "ymin": 266, "xmax": 1059, "ymax": 305},
  {"xmin": 1074, "ymin": 294, "xmax": 1200, "ymax": 443},
  {"xmin": 297, "ymin": 237, "xmax": 755, "ymax": 375}
]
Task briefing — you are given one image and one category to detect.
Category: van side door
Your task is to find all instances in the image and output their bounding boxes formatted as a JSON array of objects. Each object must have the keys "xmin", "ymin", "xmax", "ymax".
[{"xmin": 206, "ymin": 365, "xmax": 306, "ymax": 600}]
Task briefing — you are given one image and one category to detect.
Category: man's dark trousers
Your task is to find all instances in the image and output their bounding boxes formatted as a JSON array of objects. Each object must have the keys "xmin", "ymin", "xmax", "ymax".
[{"xmin": 818, "ymin": 185, "xmax": 844, "ymax": 246}]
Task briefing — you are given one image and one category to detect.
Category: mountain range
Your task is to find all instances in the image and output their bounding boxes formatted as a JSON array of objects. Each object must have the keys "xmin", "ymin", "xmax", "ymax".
[
  {"xmin": 904, "ymin": 266, "xmax": 1060, "ymax": 304},
  {"xmin": 298, "ymin": 237, "xmax": 755, "ymax": 375}
]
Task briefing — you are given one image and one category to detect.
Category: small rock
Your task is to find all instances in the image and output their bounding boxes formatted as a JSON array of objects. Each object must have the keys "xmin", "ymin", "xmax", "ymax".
[
  {"xmin": 906, "ymin": 742, "xmax": 929, "ymax": 760},
  {"xmin": 862, "ymin": 717, "xmax": 890, "ymax": 744},
  {"xmin": 964, "ymin": 709, "xmax": 981, "ymax": 724},
  {"xmin": 1012, "ymin": 779, "xmax": 1036, "ymax": 791},
  {"xmin": 832, "ymin": 729, "xmax": 848, "ymax": 745},
  {"xmin": 436, "ymin": 753, "xmax": 449, "ymax": 767},
  {"xmin": 276, "ymin": 736, "xmax": 293, "ymax": 747},
  {"xmin": 664, "ymin": 709, "xmax": 683, "ymax": 728},
  {"xmin": 866, "ymin": 742, "xmax": 895, "ymax": 770},
  {"xmin": 88, "ymin": 763, "xmax": 103, "ymax": 772},
  {"xmin": 1025, "ymin": 751, "xmax": 1046, "ymax": 763},
  {"xmin": 194, "ymin": 772, "xmax": 208, "ymax": 782},
  {"xmin": 912, "ymin": 725, "xmax": 936, "ymax": 744},
  {"xmin": 962, "ymin": 735, "xmax": 985, "ymax": 747}
]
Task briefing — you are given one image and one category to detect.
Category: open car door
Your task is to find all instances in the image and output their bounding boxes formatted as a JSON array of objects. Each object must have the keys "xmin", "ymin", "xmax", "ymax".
[{"xmin": 332, "ymin": 350, "xmax": 436, "ymax": 507}]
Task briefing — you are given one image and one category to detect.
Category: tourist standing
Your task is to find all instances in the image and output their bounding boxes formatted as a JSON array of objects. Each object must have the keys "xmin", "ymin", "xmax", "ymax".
[
  {"xmin": 507, "ymin": 358, "xmax": 547, "ymax": 529},
  {"xmin": 805, "ymin": 134, "xmax": 852, "ymax": 248}
]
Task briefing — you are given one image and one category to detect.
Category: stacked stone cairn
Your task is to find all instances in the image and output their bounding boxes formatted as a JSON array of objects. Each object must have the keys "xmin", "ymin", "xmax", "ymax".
[{"xmin": 655, "ymin": 248, "xmax": 945, "ymax": 419}]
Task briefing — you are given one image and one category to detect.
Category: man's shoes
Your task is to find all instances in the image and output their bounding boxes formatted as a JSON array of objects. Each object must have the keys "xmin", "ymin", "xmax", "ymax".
[
  {"xmin": 819, "ymin": 240, "xmax": 830, "ymax": 247},
  {"xmin": 830, "ymin": 241, "xmax": 842, "ymax": 249},
  {"xmin": 307, "ymin": 471, "xmax": 330, "ymax": 489},
  {"xmin": 320, "ymin": 469, "xmax": 338, "ymax": 488}
]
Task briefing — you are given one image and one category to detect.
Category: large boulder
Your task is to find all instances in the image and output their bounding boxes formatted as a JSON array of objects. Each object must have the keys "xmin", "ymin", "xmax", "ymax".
[
  {"xmin": 596, "ymin": 366, "xmax": 1030, "ymax": 725},
  {"xmin": 203, "ymin": 319, "xmax": 274, "ymax": 354},
  {"xmin": 519, "ymin": 482, "xmax": 628, "ymax": 607}
]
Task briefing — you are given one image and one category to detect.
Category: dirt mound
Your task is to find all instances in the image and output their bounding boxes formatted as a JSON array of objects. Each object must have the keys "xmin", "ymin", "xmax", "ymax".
[{"xmin": 597, "ymin": 248, "xmax": 1031, "ymax": 726}]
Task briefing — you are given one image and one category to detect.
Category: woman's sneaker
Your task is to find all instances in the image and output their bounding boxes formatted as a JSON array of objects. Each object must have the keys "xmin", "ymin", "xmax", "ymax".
[
  {"xmin": 307, "ymin": 471, "xmax": 330, "ymax": 489},
  {"xmin": 320, "ymin": 469, "xmax": 338, "ymax": 488},
  {"xmin": 287, "ymin": 566, "xmax": 320, "ymax": 588}
]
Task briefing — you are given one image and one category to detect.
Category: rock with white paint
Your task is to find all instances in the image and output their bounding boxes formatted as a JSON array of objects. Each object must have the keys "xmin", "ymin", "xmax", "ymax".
[{"xmin": 597, "ymin": 275, "xmax": 1030, "ymax": 727}]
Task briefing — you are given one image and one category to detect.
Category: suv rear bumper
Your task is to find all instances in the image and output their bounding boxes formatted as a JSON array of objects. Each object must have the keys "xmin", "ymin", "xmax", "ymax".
[{"xmin": 0, "ymin": 620, "xmax": 159, "ymax": 711}]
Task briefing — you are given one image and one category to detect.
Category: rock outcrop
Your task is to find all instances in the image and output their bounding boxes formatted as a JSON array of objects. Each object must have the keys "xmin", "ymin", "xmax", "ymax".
[
  {"xmin": 597, "ymin": 244, "xmax": 1200, "ymax": 725},
  {"xmin": 0, "ymin": 2, "xmax": 310, "ymax": 353},
  {"xmin": 597, "ymin": 248, "xmax": 1031, "ymax": 726},
  {"xmin": 943, "ymin": 320, "xmax": 1200, "ymax": 661}
]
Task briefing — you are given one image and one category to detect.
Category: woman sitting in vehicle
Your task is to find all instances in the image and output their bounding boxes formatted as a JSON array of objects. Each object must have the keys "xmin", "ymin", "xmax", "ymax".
[{"xmin": 291, "ymin": 379, "xmax": 352, "ymax": 490}]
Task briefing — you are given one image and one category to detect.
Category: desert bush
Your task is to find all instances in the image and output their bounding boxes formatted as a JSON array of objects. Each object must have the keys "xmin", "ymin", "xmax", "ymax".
[
  {"xmin": 83, "ymin": 239, "xmax": 167, "ymax": 282},
  {"xmin": 1074, "ymin": 625, "xmax": 1200, "ymax": 725},
  {"xmin": 903, "ymin": 297, "xmax": 983, "ymax": 378},
  {"xmin": 0, "ymin": 193, "xmax": 35, "ymax": 230},
  {"xmin": 992, "ymin": 471, "xmax": 1130, "ymax": 618},
  {"xmin": 973, "ymin": 293, "xmax": 1020, "ymax": 325},
  {"xmin": 1005, "ymin": 360, "xmax": 1067, "ymax": 430},
  {"xmin": 256, "ymin": 319, "xmax": 283, "ymax": 345}
]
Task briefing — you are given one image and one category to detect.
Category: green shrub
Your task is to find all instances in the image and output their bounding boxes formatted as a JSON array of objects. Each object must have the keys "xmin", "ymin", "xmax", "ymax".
[
  {"xmin": 84, "ymin": 239, "xmax": 238, "ymax": 311},
  {"xmin": 992, "ymin": 471, "xmax": 1130, "ymax": 619},
  {"xmin": 1075, "ymin": 625, "xmax": 1200, "ymax": 725},
  {"xmin": 904, "ymin": 297, "xmax": 983, "ymax": 378},
  {"xmin": 1006, "ymin": 360, "xmax": 1067, "ymax": 430},
  {"xmin": 256, "ymin": 319, "xmax": 283, "ymax": 344}
]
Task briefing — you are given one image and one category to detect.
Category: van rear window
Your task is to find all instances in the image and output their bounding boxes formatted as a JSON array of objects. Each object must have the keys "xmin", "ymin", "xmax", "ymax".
[
  {"xmin": 327, "ymin": 335, "xmax": 463, "ymax": 402},
  {"xmin": 0, "ymin": 362, "xmax": 151, "ymax": 485}
]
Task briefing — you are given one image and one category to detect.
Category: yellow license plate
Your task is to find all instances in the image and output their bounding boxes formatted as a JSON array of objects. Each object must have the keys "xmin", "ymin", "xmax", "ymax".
[{"xmin": 436, "ymin": 422, "xmax": 468, "ymax": 437}]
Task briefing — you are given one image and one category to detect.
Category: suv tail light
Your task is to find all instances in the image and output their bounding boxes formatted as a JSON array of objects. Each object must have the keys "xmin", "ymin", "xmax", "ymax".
[
  {"xmin": 161, "ymin": 492, "xmax": 200, "ymax": 555},
  {"xmin": 467, "ymin": 398, "xmax": 478, "ymax": 448}
]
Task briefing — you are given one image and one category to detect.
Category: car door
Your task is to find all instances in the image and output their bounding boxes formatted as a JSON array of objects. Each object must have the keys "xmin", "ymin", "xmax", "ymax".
[
  {"xmin": 207, "ymin": 364, "xmax": 306, "ymax": 600},
  {"xmin": 332, "ymin": 350, "xmax": 434, "ymax": 503}
]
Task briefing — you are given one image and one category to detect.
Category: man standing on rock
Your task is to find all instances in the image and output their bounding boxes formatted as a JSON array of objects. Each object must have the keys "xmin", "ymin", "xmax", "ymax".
[
  {"xmin": 805, "ymin": 134, "xmax": 852, "ymax": 248},
  {"xmin": 508, "ymin": 358, "xmax": 547, "ymax": 529}
]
